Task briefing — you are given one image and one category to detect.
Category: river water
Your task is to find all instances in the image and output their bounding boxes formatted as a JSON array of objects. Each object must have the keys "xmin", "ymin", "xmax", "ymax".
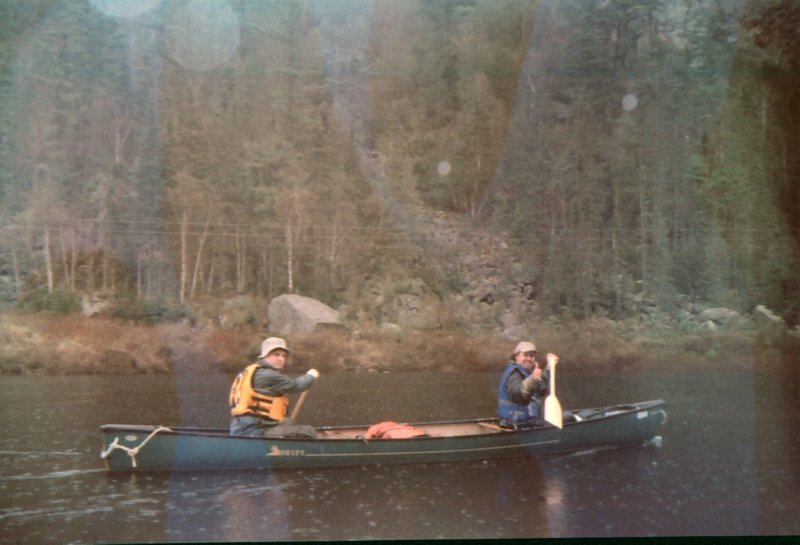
[{"xmin": 1, "ymin": 365, "xmax": 798, "ymax": 543}]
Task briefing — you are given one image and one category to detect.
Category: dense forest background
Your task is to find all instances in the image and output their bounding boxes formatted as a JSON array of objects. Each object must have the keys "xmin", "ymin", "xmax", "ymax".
[{"xmin": 0, "ymin": 0, "xmax": 798, "ymax": 331}]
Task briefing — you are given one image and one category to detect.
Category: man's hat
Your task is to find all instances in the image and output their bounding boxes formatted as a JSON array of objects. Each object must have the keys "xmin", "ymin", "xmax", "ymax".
[
  {"xmin": 513, "ymin": 341, "xmax": 537, "ymax": 355},
  {"xmin": 259, "ymin": 337, "xmax": 291, "ymax": 359}
]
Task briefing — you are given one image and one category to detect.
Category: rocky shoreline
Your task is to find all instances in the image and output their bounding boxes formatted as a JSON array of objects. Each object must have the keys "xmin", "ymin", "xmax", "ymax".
[
  {"xmin": 4, "ymin": 204, "xmax": 795, "ymax": 378},
  {"xmin": 1, "ymin": 308, "xmax": 796, "ymax": 376}
]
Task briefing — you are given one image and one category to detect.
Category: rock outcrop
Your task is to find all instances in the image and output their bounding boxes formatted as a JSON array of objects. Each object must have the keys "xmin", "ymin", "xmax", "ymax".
[{"xmin": 268, "ymin": 294, "xmax": 341, "ymax": 334}]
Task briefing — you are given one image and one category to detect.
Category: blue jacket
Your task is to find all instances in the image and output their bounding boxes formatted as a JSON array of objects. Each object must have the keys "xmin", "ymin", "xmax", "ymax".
[{"xmin": 497, "ymin": 362, "xmax": 549, "ymax": 426}]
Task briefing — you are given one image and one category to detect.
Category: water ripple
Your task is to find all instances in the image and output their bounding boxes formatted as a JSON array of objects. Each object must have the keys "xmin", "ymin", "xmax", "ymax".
[
  {"xmin": 0, "ymin": 505, "xmax": 113, "ymax": 521},
  {"xmin": 1, "ymin": 469, "xmax": 105, "ymax": 481}
]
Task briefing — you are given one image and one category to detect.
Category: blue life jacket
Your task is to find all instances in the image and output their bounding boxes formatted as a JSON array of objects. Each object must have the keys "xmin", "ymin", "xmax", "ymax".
[{"xmin": 497, "ymin": 362, "xmax": 540, "ymax": 425}]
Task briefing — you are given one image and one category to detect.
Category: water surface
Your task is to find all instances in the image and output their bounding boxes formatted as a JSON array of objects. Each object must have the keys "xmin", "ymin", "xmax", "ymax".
[{"xmin": 1, "ymin": 368, "xmax": 798, "ymax": 542}]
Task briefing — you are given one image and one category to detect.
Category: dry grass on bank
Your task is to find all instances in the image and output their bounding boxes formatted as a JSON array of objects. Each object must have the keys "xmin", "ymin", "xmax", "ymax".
[
  {"xmin": 0, "ymin": 311, "xmax": 796, "ymax": 376},
  {"xmin": 290, "ymin": 329, "xmax": 508, "ymax": 373}
]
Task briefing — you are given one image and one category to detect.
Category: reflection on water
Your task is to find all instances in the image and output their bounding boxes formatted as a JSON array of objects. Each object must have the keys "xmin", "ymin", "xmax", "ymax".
[
  {"xmin": 92, "ymin": 458, "xmax": 552, "ymax": 541},
  {"xmin": 166, "ymin": 473, "xmax": 292, "ymax": 542},
  {"xmin": 215, "ymin": 478, "xmax": 291, "ymax": 542},
  {"xmin": 166, "ymin": 458, "xmax": 552, "ymax": 541},
  {"xmin": 0, "ymin": 370, "xmax": 798, "ymax": 542},
  {"xmin": 543, "ymin": 468, "xmax": 567, "ymax": 535}
]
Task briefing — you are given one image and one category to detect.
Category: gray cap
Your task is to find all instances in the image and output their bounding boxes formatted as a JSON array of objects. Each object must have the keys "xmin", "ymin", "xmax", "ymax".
[
  {"xmin": 513, "ymin": 341, "xmax": 537, "ymax": 355},
  {"xmin": 259, "ymin": 337, "xmax": 292, "ymax": 358}
]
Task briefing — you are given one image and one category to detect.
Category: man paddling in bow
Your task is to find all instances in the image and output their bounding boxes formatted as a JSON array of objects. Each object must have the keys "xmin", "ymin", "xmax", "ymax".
[
  {"xmin": 229, "ymin": 337, "xmax": 319, "ymax": 438},
  {"xmin": 497, "ymin": 341, "xmax": 559, "ymax": 429}
]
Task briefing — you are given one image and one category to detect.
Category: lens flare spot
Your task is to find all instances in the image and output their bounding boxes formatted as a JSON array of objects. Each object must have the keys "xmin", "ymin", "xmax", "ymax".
[
  {"xmin": 622, "ymin": 94, "xmax": 638, "ymax": 111},
  {"xmin": 89, "ymin": 0, "xmax": 161, "ymax": 18},
  {"xmin": 166, "ymin": 1, "xmax": 240, "ymax": 72}
]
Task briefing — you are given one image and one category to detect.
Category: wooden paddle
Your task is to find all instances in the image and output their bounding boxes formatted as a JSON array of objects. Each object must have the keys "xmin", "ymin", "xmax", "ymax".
[
  {"xmin": 543, "ymin": 353, "xmax": 563, "ymax": 429},
  {"xmin": 290, "ymin": 369, "xmax": 319, "ymax": 420},
  {"xmin": 290, "ymin": 390, "xmax": 309, "ymax": 421}
]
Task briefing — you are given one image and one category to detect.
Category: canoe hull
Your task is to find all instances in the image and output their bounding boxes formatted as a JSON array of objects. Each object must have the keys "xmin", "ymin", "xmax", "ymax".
[{"xmin": 100, "ymin": 400, "xmax": 666, "ymax": 472}]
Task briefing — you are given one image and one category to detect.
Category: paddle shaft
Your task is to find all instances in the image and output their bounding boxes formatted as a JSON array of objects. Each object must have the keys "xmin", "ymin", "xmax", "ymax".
[{"xmin": 290, "ymin": 390, "xmax": 309, "ymax": 420}]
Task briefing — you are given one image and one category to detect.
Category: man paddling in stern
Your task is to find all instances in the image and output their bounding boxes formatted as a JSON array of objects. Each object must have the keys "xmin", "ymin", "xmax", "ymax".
[
  {"xmin": 497, "ymin": 341, "xmax": 559, "ymax": 429},
  {"xmin": 229, "ymin": 337, "xmax": 319, "ymax": 438}
]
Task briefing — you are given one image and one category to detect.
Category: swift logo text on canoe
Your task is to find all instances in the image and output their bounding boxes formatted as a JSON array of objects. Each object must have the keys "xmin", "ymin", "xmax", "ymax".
[{"xmin": 268, "ymin": 445, "xmax": 306, "ymax": 457}]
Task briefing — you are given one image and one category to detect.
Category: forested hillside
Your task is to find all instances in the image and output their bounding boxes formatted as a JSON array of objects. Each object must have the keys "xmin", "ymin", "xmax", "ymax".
[{"xmin": 0, "ymin": 0, "xmax": 797, "ymax": 330}]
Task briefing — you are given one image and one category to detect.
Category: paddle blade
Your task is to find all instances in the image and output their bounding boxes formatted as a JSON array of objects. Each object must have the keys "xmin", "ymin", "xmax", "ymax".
[
  {"xmin": 544, "ymin": 353, "xmax": 562, "ymax": 429},
  {"xmin": 544, "ymin": 395, "xmax": 563, "ymax": 429}
]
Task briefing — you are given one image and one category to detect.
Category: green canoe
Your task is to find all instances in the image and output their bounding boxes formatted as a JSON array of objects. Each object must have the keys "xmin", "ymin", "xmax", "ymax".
[{"xmin": 100, "ymin": 399, "xmax": 667, "ymax": 472}]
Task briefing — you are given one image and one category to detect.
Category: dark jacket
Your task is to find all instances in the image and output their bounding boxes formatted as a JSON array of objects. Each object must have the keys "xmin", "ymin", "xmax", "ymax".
[{"xmin": 250, "ymin": 359, "xmax": 315, "ymax": 397}]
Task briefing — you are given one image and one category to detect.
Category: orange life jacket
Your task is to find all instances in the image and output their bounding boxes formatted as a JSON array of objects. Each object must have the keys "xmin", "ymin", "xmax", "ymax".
[
  {"xmin": 229, "ymin": 363, "xmax": 289, "ymax": 420},
  {"xmin": 364, "ymin": 421, "xmax": 430, "ymax": 439}
]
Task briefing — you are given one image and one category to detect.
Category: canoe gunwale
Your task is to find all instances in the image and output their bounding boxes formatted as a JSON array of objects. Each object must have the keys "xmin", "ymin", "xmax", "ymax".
[{"xmin": 100, "ymin": 399, "xmax": 666, "ymax": 441}]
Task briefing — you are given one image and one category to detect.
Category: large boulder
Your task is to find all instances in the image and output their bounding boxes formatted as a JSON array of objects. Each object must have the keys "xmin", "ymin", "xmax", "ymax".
[
  {"xmin": 753, "ymin": 304, "xmax": 786, "ymax": 333},
  {"xmin": 697, "ymin": 307, "xmax": 751, "ymax": 331},
  {"xmin": 699, "ymin": 307, "xmax": 742, "ymax": 325},
  {"xmin": 268, "ymin": 294, "xmax": 340, "ymax": 334}
]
